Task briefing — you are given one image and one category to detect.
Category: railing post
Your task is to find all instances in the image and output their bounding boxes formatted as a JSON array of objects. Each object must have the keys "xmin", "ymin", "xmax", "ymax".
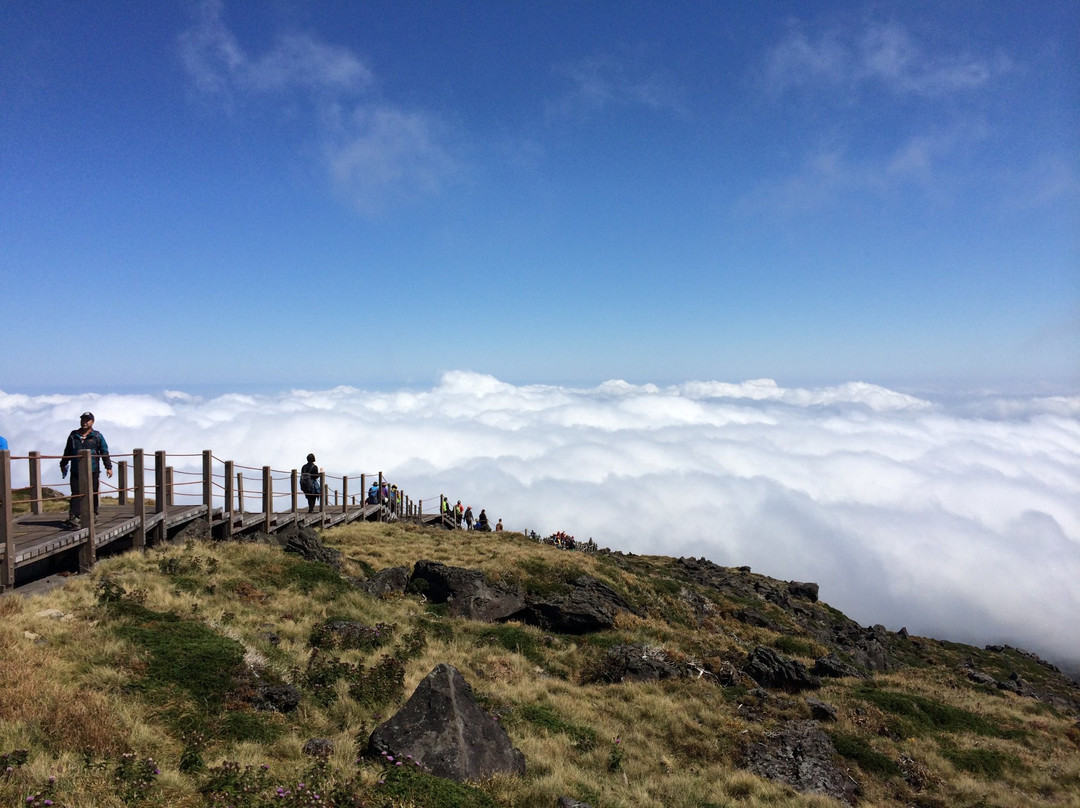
[
  {"xmin": 202, "ymin": 450, "xmax": 213, "ymax": 526},
  {"xmin": 361, "ymin": 474, "xmax": 366, "ymax": 512},
  {"xmin": 224, "ymin": 461, "xmax": 235, "ymax": 538},
  {"xmin": 166, "ymin": 467, "xmax": 175, "ymax": 507},
  {"xmin": 133, "ymin": 449, "xmax": 146, "ymax": 550},
  {"xmin": 117, "ymin": 460, "xmax": 128, "ymax": 506},
  {"xmin": 262, "ymin": 466, "xmax": 272, "ymax": 534},
  {"xmin": 78, "ymin": 449, "xmax": 95, "ymax": 573},
  {"xmin": 319, "ymin": 470, "xmax": 327, "ymax": 525},
  {"xmin": 29, "ymin": 451, "xmax": 43, "ymax": 515},
  {"xmin": 291, "ymin": 469, "xmax": 298, "ymax": 518},
  {"xmin": 342, "ymin": 475, "xmax": 349, "ymax": 515},
  {"xmin": 237, "ymin": 472, "xmax": 245, "ymax": 514},
  {"xmin": 1, "ymin": 449, "xmax": 13, "ymax": 591},
  {"xmin": 379, "ymin": 471, "xmax": 385, "ymax": 522},
  {"xmin": 153, "ymin": 451, "xmax": 167, "ymax": 545}
]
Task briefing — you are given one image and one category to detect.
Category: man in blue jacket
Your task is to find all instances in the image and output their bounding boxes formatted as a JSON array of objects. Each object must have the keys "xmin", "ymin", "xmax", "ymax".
[{"xmin": 60, "ymin": 411, "xmax": 112, "ymax": 528}]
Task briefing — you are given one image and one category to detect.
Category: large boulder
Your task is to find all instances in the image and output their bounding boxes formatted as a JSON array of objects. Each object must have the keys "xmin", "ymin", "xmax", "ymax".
[
  {"xmin": 516, "ymin": 575, "xmax": 632, "ymax": 634},
  {"xmin": 409, "ymin": 560, "xmax": 526, "ymax": 622},
  {"xmin": 744, "ymin": 720, "xmax": 858, "ymax": 805},
  {"xmin": 358, "ymin": 566, "xmax": 411, "ymax": 598},
  {"xmin": 368, "ymin": 663, "xmax": 526, "ymax": 782}
]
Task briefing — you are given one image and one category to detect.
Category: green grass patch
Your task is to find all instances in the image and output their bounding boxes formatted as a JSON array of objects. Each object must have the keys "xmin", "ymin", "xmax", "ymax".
[
  {"xmin": 828, "ymin": 731, "xmax": 902, "ymax": 778},
  {"xmin": 855, "ymin": 685, "xmax": 1006, "ymax": 738},
  {"xmin": 514, "ymin": 701, "xmax": 598, "ymax": 751},
  {"xmin": 376, "ymin": 760, "xmax": 500, "ymax": 808},
  {"xmin": 473, "ymin": 624, "xmax": 547, "ymax": 667},
  {"xmin": 940, "ymin": 745, "xmax": 1022, "ymax": 778},
  {"xmin": 109, "ymin": 601, "xmax": 246, "ymax": 711}
]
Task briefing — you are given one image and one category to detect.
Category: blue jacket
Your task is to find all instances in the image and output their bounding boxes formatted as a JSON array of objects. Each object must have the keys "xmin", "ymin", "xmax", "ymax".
[{"xmin": 61, "ymin": 429, "xmax": 112, "ymax": 475}]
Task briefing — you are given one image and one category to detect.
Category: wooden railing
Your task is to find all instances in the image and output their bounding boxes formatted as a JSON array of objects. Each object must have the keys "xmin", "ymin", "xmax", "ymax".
[{"xmin": 0, "ymin": 448, "xmax": 456, "ymax": 590}]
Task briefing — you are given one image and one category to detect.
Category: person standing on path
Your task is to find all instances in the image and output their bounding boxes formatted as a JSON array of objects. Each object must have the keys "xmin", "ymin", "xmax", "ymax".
[
  {"xmin": 300, "ymin": 453, "xmax": 321, "ymax": 513},
  {"xmin": 60, "ymin": 411, "xmax": 112, "ymax": 528}
]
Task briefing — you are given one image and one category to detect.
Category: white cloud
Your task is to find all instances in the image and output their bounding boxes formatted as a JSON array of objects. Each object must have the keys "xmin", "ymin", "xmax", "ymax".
[
  {"xmin": 177, "ymin": 0, "xmax": 457, "ymax": 212},
  {"xmin": 766, "ymin": 19, "xmax": 1008, "ymax": 98},
  {"xmin": 178, "ymin": 0, "xmax": 371, "ymax": 98},
  {"xmin": 548, "ymin": 52, "xmax": 687, "ymax": 119},
  {"xmin": 2, "ymin": 373, "xmax": 1078, "ymax": 668}
]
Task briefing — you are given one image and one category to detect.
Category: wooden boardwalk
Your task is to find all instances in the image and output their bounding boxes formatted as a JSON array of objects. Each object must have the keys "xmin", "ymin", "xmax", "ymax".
[{"xmin": 1, "ymin": 447, "xmax": 451, "ymax": 593}]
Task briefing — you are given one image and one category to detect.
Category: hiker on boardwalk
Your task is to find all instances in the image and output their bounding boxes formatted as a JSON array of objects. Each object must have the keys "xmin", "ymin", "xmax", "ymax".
[
  {"xmin": 495, "ymin": 518, "xmax": 503, "ymax": 532},
  {"xmin": 0, "ymin": 435, "xmax": 8, "ymax": 451},
  {"xmin": 455, "ymin": 500, "xmax": 464, "ymax": 528},
  {"xmin": 464, "ymin": 505, "xmax": 474, "ymax": 530},
  {"xmin": 476, "ymin": 508, "xmax": 490, "ymax": 531},
  {"xmin": 59, "ymin": 411, "xmax": 112, "ymax": 528},
  {"xmin": 300, "ymin": 453, "xmax": 321, "ymax": 513}
]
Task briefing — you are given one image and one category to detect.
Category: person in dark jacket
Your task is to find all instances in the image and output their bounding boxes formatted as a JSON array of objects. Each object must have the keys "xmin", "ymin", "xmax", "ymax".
[
  {"xmin": 60, "ymin": 411, "xmax": 112, "ymax": 528},
  {"xmin": 300, "ymin": 453, "xmax": 320, "ymax": 513}
]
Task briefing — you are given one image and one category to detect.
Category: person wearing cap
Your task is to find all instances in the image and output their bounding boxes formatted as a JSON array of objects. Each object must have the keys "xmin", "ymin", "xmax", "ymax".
[{"xmin": 60, "ymin": 411, "xmax": 112, "ymax": 528}]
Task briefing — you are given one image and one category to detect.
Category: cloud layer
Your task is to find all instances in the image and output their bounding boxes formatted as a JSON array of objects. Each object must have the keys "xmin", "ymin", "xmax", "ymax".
[{"xmin": 2, "ymin": 373, "xmax": 1078, "ymax": 668}]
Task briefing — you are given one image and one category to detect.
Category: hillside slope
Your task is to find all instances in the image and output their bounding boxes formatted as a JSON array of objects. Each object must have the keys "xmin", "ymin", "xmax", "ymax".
[{"xmin": 1, "ymin": 521, "xmax": 1078, "ymax": 807}]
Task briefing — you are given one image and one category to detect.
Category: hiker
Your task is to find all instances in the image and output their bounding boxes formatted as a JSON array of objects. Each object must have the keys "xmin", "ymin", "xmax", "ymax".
[
  {"xmin": 495, "ymin": 518, "xmax": 503, "ymax": 532},
  {"xmin": 464, "ymin": 505, "xmax": 474, "ymax": 530},
  {"xmin": 476, "ymin": 508, "xmax": 490, "ymax": 531},
  {"xmin": 300, "ymin": 453, "xmax": 320, "ymax": 513},
  {"xmin": 455, "ymin": 500, "xmax": 464, "ymax": 528},
  {"xmin": 59, "ymin": 411, "xmax": 112, "ymax": 528},
  {"xmin": 0, "ymin": 435, "xmax": 8, "ymax": 451},
  {"xmin": 389, "ymin": 484, "xmax": 399, "ymax": 515},
  {"xmin": 367, "ymin": 482, "xmax": 379, "ymax": 505}
]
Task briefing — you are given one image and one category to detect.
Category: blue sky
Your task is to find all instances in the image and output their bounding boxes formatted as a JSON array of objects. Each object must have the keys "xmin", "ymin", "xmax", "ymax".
[{"xmin": 2, "ymin": 0, "xmax": 1077, "ymax": 394}]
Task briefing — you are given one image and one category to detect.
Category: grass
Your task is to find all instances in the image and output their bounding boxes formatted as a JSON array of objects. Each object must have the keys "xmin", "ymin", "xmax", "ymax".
[{"xmin": 0, "ymin": 521, "xmax": 1077, "ymax": 808}]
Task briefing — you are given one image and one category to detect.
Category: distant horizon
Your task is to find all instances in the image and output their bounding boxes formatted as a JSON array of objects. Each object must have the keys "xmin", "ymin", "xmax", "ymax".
[{"xmin": 2, "ymin": 374, "xmax": 1077, "ymax": 672}]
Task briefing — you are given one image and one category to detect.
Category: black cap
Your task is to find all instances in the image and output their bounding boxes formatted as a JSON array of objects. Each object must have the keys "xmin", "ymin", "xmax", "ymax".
[{"xmin": 80, "ymin": 411, "xmax": 95, "ymax": 422}]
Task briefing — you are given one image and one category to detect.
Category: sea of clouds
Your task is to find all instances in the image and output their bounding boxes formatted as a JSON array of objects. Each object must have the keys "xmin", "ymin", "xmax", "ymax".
[{"xmin": 2, "ymin": 371, "xmax": 1078, "ymax": 670}]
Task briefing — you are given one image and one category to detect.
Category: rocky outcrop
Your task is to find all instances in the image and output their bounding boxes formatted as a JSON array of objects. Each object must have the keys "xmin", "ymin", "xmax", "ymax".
[
  {"xmin": 744, "ymin": 647, "xmax": 822, "ymax": 692},
  {"xmin": 744, "ymin": 720, "xmax": 858, "ymax": 805},
  {"xmin": 277, "ymin": 524, "xmax": 342, "ymax": 568},
  {"xmin": 590, "ymin": 643, "xmax": 716, "ymax": 684},
  {"xmin": 514, "ymin": 575, "xmax": 632, "ymax": 634},
  {"xmin": 409, "ymin": 560, "xmax": 526, "ymax": 622},
  {"xmin": 367, "ymin": 663, "xmax": 526, "ymax": 782}
]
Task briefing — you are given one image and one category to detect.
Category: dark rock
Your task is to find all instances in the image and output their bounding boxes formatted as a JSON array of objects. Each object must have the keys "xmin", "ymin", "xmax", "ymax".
[
  {"xmin": 516, "ymin": 576, "xmax": 633, "ymax": 634},
  {"xmin": 277, "ymin": 524, "xmax": 342, "ymax": 569},
  {"xmin": 744, "ymin": 720, "xmax": 858, "ymax": 805},
  {"xmin": 252, "ymin": 683, "xmax": 300, "ymax": 713},
  {"xmin": 805, "ymin": 697, "xmax": 837, "ymax": 722},
  {"xmin": 812, "ymin": 653, "xmax": 863, "ymax": 679},
  {"xmin": 410, "ymin": 560, "xmax": 526, "ymax": 622},
  {"xmin": 966, "ymin": 670, "xmax": 998, "ymax": 687},
  {"xmin": 368, "ymin": 663, "xmax": 526, "ymax": 782},
  {"xmin": 302, "ymin": 738, "xmax": 334, "ymax": 758},
  {"xmin": 744, "ymin": 647, "xmax": 822, "ymax": 692},
  {"xmin": 358, "ymin": 566, "xmax": 411, "ymax": 598},
  {"xmin": 787, "ymin": 581, "xmax": 819, "ymax": 602},
  {"xmin": 593, "ymin": 644, "xmax": 708, "ymax": 684}
]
